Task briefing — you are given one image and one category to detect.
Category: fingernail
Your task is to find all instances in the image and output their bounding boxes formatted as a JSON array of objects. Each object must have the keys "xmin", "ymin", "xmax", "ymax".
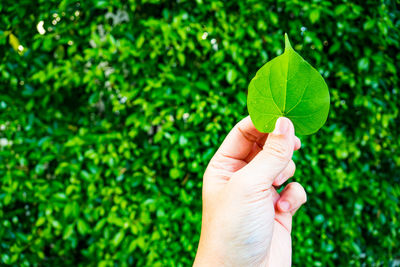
[
  {"xmin": 273, "ymin": 118, "xmax": 288, "ymax": 135},
  {"xmin": 279, "ymin": 200, "xmax": 290, "ymax": 212}
]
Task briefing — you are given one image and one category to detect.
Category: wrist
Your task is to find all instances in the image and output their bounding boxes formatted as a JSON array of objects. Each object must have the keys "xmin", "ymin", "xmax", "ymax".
[{"xmin": 194, "ymin": 236, "xmax": 225, "ymax": 267}]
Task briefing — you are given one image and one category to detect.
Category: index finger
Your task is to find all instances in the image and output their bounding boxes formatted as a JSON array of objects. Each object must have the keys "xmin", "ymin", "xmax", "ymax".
[{"xmin": 214, "ymin": 116, "xmax": 267, "ymax": 161}]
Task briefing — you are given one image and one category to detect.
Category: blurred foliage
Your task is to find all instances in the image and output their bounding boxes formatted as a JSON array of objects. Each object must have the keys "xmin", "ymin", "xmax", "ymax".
[{"xmin": 0, "ymin": 0, "xmax": 400, "ymax": 266}]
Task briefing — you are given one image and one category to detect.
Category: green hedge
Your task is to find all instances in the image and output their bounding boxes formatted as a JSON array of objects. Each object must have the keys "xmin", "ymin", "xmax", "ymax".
[{"xmin": 1, "ymin": 0, "xmax": 399, "ymax": 266}]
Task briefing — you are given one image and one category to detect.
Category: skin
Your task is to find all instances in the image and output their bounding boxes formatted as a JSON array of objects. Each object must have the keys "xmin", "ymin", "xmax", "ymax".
[{"xmin": 194, "ymin": 117, "xmax": 307, "ymax": 267}]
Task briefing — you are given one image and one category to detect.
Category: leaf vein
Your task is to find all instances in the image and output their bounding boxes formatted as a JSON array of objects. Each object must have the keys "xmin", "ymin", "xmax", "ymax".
[
  {"xmin": 287, "ymin": 107, "xmax": 323, "ymax": 118},
  {"xmin": 263, "ymin": 116, "xmax": 277, "ymax": 131},
  {"xmin": 283, "ymin": 50, "xmax": 289, "ymax": 112},
  {"xmin": 285, "ymin": 72, "xmax": 311, "ymax": 115},
  {"xmin": 268, "ymin": 62, "xmax": 283, "ymax": 114}
]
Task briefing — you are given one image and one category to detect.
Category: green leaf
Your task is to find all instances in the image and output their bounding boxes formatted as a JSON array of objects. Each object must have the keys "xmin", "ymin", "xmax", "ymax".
[
  {"xmin": 226, "ymin": 69, "xmax": 238, "ymax": 84},
  {"xmin": 2, "ymin": 254, "xmax": 10, "ymax": 265},
  {"xmin": 309, "ymin": 10, "xmax": 320, "ymax": 24},
  {"xmin": 112, "ymin": 231, "xmax": 125, "ymax": 247},
  {"xmin": 63, "ymin": 224, "xmax": 74, "ymax": 240},
  {"xmin": 334, "ymin": 4, "xmax": 347, "ymax": 15},
  {"xmin": 36, "ymin": 217, "xmax": 46, "ymax": 227},
  {"xmin": 269, "ymin": 12, "xmax": 278, "ymax": 26},
  {"xmin": 77, "ymin": 219, "xmax": 89, "ymax": 235},
  {"xmin": 169, "ymin": 168, "xmax": 180, "ymax": 179},
  {"xmin": 358, "ymin": 58, "xmax": 369, "ymax": 71},
  {"xmin": 8, "ymin": 33, "xmax": 20, "ymax": 52},
  {"xmin": 247, "ymin": 34, "xmax": 330, "ymax": 135},
  {"xmin": 3, "ymin": 194, "xmax": 12, "ymax": 205}
]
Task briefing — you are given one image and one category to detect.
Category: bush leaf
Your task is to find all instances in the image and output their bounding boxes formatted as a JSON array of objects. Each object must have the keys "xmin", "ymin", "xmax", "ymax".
[{"xmin": 247, "ymin": 33, "xmax": 330, "ymax": 135}]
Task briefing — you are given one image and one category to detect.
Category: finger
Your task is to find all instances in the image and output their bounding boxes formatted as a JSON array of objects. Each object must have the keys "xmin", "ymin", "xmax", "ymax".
[
  {"xmin": 234, "ymin": 117, "xmax": 296, "ymax": 188},
  {"xmin": 272, "ymin": 160, "xmax": 296, "ymax": 186},
  {"xmin": 212, "ymin": 116, "xmax": 267, "ymax": 162},
  {"xmin": 245, "ymin": 133, "xmax": 299, "ymax": 163},
  {"xmin": 277, "ymin": 182, "xmax": 307, "ymax": 215},
  {"xmin": 294, "ymin": 136, "xmax": 301, "ymax": 151},
  {"xmin": 271, "ymin": 186, "xmax": 280, "ymax": 205},
  {"xmin": 274, "ymin": 182, "xmax": 307, "ymax": 233}
]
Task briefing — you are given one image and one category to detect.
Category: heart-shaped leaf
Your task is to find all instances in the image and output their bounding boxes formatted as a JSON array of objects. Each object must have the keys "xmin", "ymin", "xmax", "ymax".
[{"xmin": 247, "ymin": 34, "xmax": 330, "ymax": 135}]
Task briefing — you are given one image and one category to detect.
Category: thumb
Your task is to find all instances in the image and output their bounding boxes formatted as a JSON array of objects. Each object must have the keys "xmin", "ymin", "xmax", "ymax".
[{"xmin": 235, "ymin": 117, "xmax": 296, "ymax": 189}]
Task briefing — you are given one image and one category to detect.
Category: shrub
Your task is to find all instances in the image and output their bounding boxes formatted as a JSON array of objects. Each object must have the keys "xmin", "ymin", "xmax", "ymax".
[{"xmin": 0, "ymin": 0, "xmax": 399, "ymax": 266}]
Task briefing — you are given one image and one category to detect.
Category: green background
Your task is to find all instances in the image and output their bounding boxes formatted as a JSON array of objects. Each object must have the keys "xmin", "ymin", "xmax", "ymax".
[{"xmin": 1, "ymin": 0, "xmax": 399, "ymax": 266}]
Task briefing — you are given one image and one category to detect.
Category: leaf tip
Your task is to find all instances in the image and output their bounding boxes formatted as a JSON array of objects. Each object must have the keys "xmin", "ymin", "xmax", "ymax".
[{"xmin": 284, "ymin": 33, "xmax": 292, "ymax": 51}]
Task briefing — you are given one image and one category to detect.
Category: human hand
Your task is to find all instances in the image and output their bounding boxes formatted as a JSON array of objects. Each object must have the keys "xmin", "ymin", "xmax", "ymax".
[{"xmin": 194, "ymin": 117, "xmax": 307, "ymax": 267}]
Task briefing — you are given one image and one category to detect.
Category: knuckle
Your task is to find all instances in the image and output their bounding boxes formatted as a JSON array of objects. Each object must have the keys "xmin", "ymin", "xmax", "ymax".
[
  {"xmin": 303, "ymin": 193, "xmax": 307, "ymax": 204},
  {"xmin": 263, "ymin": 139, "xmax": 292, "ymax": 161},
  {"xmin": 209, "ymin": 154, "xmax": 224, "ymax": 170},
  {"xmin": 288, "ymin": 181, "xmax": 301, "ymax": 188},
  {"xmin": 286, "ymin": 181, "xmax": 299, "ymax": 190},
  {"xmin": 230, "ymin": 171, "xmax": 270, "ymax": 195},
  {"xmin": 288, "ymin": 161, "xmax": 296, "ymax": 176}
]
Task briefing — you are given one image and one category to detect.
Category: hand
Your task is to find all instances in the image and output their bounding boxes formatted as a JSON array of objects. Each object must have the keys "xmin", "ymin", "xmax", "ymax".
[{"xmin": 194, "ymin": 116, "xmax": 307, "ymax": 267}]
